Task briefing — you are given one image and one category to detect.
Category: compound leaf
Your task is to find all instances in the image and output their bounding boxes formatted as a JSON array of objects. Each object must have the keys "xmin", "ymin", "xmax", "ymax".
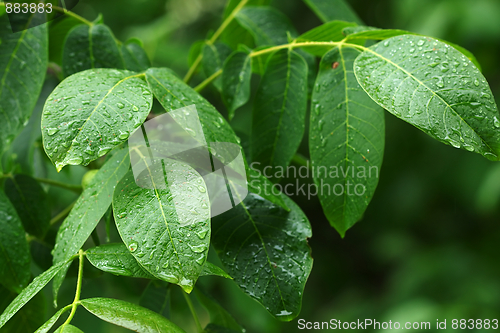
[
  {"xmin": 113, "ymin": 166, "xmax": 210, "ymax": 293},
  {"xmin": 62, "ymin": 24, "xmax": 124, "ymax": 77},
  {"xmin": 0, "ymin": 14, "xmax": 48, "ymax": 156},
  {"xmin": 310, "ymin": 46, "xmax": 385, "ymax": 237},
  {"xmin": 145, "ymin": 67, "xmax": 288, "ymax": 210},
  {"xmin": 42, "ymin": 69, "xmax": 152, "ymax": 171},
  {"xmin": 222, "ymin": 50, "xmax": 252, "ymax": 120},
  {"xmin": 354, "ymin": 35, "xmax": 500, "ymax": 160},
  {"xmin": 5, "ymin": 174, "xmax": 50, "ymax": 238},
  {"xmin": 80, "ymin": 297, "xmax": 186, "ymax": 333},
  {"xmin": 212, "ymin": 193, "xmax": 313, "ymax": 321},
  {"xmin": 296, "ymin": 21, "xmax": 358, "ymax": 56},
  {"xmin": 52, "ymin": 149, "xmax": 130, "ymax": 302},
  {"xmin": 0, "ymin": 189, "xmax": 30, "ymax": 293},
  {"xmin": 251, "ymin": 49, "xmax": 308, "ymax": 179}
]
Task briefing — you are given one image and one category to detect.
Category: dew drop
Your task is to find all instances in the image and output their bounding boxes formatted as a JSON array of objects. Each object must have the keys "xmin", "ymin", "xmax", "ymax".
[
  {"xmin": 189, "ymin": 244, "xmax": 207, "ymax": 253},
  {"xmin": 197, "ymin": 185, "xmax": 206, "ymax": 193},
  {"xmin": 47, "ymin": 128, "xmax": 59, "ymax": 136},
  {"xmin": 417, "ymin": 40, "xmax": 425, "ymax": 46},
  {"xmin": 474, "ymin": 79, "xmax": 480, "ymax": 87},
  {"xmin": 117, "ymin": 102, "xmax": 125, "ymax": 109},
  {"xmin": 129, "ymin": 242, "xmax": 138, "ymax": 252},
  {"xmin": 118, "ymin": 131, "xmax": 130, "ymax": 140},
  {"xmin": 494, "ymin": 117, "xmax": 500, "ymax": 128}
]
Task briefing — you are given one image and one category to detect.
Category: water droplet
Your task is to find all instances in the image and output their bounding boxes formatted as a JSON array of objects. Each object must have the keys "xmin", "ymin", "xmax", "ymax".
[
  {"xmin": 132, "ymin": 105, "xmax": 139, "ymax": 111},
  {"xmin": 494, "ymin": 117, "xmax": 500, "ymax": 128},
  {"xmin": 383, "ymin": 40, "xmax": 390, "ymax": 47},
  {"xmin": 197, "ymin": 185, "xmax": 206, "ymax": 193},
  {"xmin": 195, "ymin": 255, "xmax": 205, "ymax": 265},
  {"xmin": 67, "ymin": 156, "xmax": 83, "ymax": 164},
  {"xmin": 129, "ymin": 243, "xmax": 138, "ymax": 252},
  {"xmin": 98, "ymin": 147, "xmax": 111, "ymax": 157},
  {"xmin": 163, "ymin": 262, "xmax": 169, "ymax": 269},
  {"xmin": 196, "ymin": 229, "xmax": 208, "ymax": 239},
  {"xmin": 417, "ymin": 39, "xmax": 425, "ymax": 46},
  {"xmin": 47, "ymin": 128, "xmax": 59, "ymax": 136},
  {"xmin": 189, "ymin": 244, "xmax": 207, "ymax": 253},
  {"xmin": 118, "ymin": 131, "xmax": 130, "ymax": 140},
  {"xmin": 142, "ymin": 90, "xmax": 151, "ymax": 95},
  {"xmin": 474, "ymin": 79, "xmax": 480, "ymax": 87},
  {"xmin": 117, "ymin": 102, "xmax": 125, "ymax": 109}
]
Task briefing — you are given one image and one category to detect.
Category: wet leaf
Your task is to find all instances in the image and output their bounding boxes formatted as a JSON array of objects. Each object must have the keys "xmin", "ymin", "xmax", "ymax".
[
  {"xmin": 41, "ymin": 69, "xmax": 152, "ymax": 171},
  {"xmin": 5, "ymin": 175, "xmax": 50, "ymax": 238},
  {"xmin": 296, "ymin": 21, "xmax": 358, "ymax": 56},
  {"xmin": 310, "ymin": 46, "xmax": 385, "ymax": 237},
  {"xmin": 222, "ymin": 50, "xmax": 252, "ymax": 120},
  {"xmin": 0, "ymin": 260, "xmax": 72, "ymax": 329},
  {"xmin": 145, "ymin": 67, "xmax": 288, "ymax": 210},
  {"xmin": 0, "ymin": 14, "xmax": 48, "ymax": 156},
  {"xmin": 251, "ymin": 49, "xmax": 308, "ymax": 179},
  {"xmin": 139, "ymin": 281, "xmax": 171, "ymax": 318},
  {"xmin": 34, "ymin": 306, "xmax": 70, "ymax": 333},
  {"xmin": 80, "ymin": 297, "xmax": 186, "ymax": 333},
  {"xmin": 212, "ymin": 193, "xmax": 313, "ymax": 321},
  {"xmin": 202, "ymin": 42, "xmax": 232, "ymax": 91},
  {"xmin": 121, "ymin": 40, "xmax": 151, "ymax": 72},
  {"xmin": 113, "ymin": 165, "xmax": 210, "ymax": 293},
  {"xmin": 354, "ymin": 35, "xmax": 500, "ymax": 160},
  {"xmin": 0, "ymin": 189, "xmax": 30, "ymax": 293},
  {"xmin": 52, "ymin": 149, "xmax": 130, "ymax": 302},
  {"xmin": 62, "ymin": 24, "xmax": 124, "ymax": 77},
  {"xmin": 302, "ymin": 0, "xmax": 363, "ymax": 24},
  {"xmin": 0, "ymin": 285, "xmax": 45, "ymax": 333}
]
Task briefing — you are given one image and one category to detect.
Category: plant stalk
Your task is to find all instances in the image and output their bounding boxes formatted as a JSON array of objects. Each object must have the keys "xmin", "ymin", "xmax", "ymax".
[
  {"xmin": 182, "ymin": 290, "xmax": 202, "ymax": 333},
  {"xmin": 61, "ymin": 249, "xmax": 85, "ymax": 328}
]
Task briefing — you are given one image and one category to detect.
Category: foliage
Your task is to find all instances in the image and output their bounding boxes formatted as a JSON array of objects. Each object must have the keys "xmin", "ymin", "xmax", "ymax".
[{"xmin": 0, "ymin": 0, "xmax": 499, "ymax": 332}]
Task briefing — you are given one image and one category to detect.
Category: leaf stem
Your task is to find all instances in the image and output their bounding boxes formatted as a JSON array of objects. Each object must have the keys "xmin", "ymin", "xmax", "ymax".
[
  {"xmin": 35, "ymin": 177, "xmax": 82, "ymax": 193},
  {"xmin": 194, "ymin": 69, "xmax": 222, "ymax": 92},
  {"xmin": 182, "ymin": 290, "xmax": 202, "ymax": 333},
  {"xmin": 61, "ymin": 249, "xmax": 85, "ymax": 328},
  {"xmin": 52, "ymin": 5, "xmax": 93, "ymax": 26},
  {"xmin": 50, "ymin": 201, "xmax": 77, "ymax": 226},
  {"xmin": 183, "ymin": 0, "xmax": 249, "ymax": 83},
  {"xmin": 292, "ymin": 153, "xmax": 310, "ymax": 168}
]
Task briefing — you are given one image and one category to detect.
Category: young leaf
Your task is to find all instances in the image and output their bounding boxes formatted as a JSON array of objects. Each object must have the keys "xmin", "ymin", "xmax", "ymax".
[
  {"xmin": 86, "ymin": 243, "xmax": 155, "ymax": 279},
  {"xmin": 222, "ymin": 51, "xmax": 252, "ymax": 120},
  {"xmin": 0, "ymin": 189, "xmax": 30, "ymax": 293},
  {"xmin": 5, "ymin": 175, "xmax": 51, "ymax": 238},
  {"xmin": 41, "ymin": 69, "xmax": 152, "ymax": 171},
  {"xmin": 302, "ymin": 0, "xmax": 363, "ymax": 24},
  {"xmin": 80, "ymin": 297, "xmax": 186, "ymax": 333},
  {"xmin": 212, "ymin": 193, "xmax": 313, "ymax": 321},
  {"xmin": 145, "ymin": 67, "xmax": 289, "ymax": 210},
  {"xmin": 113, "ymin": 166, "xmax": 210, "ymax": 293},
  {"xmin": 235, "ymin": 6, "xmax": 297, "ymax": 46},
  {"xmin": 296, "ymin": 21, "xmax": 358, "ymax": 56},
  {"xmin": 139, "ymin": 281, "xmax": 171, "ymax": 318},
  {"xmin": 52, "ymin": 149, "xmax": 130, "ymax": 301},
  {"xmin": 0, "ymin": 15, "xmax": 48, "ymax": 156},
  {"xmin": 54, "ymin": 324, "xmax": 84, "ymax": 333},
  {"xmin": 354, "ymin": 35, "xmax": 500, "ymax": 160},
  {"xmin": 251, "ymin": 49, "xmax": 308, "ymax": 178},
  {"xmin": 195, "ymin": 288, "xmax": 244, "ymax": 332},
  {"xmin": 0, "ymin": 260, "xmax": 72, "ymax": 329},
  {"xmin": 202, "ymin": 42, "xmax": 232, "ymax": 91},
  {"xmin": 121, "ymin": 41, "xmax": 151, "ymax": 72},
  {"xmin": 310, "ymin": 46, "xmax": 385, "ymax": 237},
  {"xmin": 34, "ymin": 306, "xmax": 71, "ymax": 333},
  {"xmin": 62, "ymin": 24, "xmax": 124, "ymax": 77},
  {"xmin": 344, "ymin": 28, "xmax": 482, "ymax": 70}
]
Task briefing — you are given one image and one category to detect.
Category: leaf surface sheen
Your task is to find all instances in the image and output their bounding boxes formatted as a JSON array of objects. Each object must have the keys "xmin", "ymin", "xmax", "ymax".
[
  {"xmin": 222, "ymin": 50, "xmax": 252, "ymax": 120},
  {"xmin": 310, "ymin": 46, "xmax": 385, "ymax": 236},
  {"xmin": 42, "ymin": 69, "xmax": 152, "ymax": 170},
  {"xmin": 212, "ymin": 193, "xmax": 313, "ymax": 321},
  {"xmin": 354, "ymin": 35, "xmax": 500, "ymax": 160}
]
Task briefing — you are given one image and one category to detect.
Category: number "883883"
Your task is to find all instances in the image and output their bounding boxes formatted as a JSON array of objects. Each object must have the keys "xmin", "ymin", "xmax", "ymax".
[
  {"xmin": 452, "ymin": 319, "xmax": 498, "ymax": 329},
  {"xmin": 5, "ymin": 2, "xmax": 52, "ymax": 14}
]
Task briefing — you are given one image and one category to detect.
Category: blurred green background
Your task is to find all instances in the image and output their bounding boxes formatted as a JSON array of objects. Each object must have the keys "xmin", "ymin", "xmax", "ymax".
[{"xmin": 5, "ymin": 0, "xmax": 500, "ymax": 332}]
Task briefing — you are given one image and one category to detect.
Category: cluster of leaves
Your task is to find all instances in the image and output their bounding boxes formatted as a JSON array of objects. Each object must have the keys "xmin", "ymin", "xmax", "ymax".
[{"xmin": 0, "ymin": 0, "xmax": 499, "ymax": 331}]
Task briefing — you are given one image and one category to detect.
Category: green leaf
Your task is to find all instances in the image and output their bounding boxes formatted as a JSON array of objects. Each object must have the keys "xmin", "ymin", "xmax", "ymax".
[
  {"xmin": 302, "ymin": 0, "xmax": 363, "ymax": 24},
  {"xmin": 80, "ymin": 297, "xmax": 186, "ymax": 333},
  {"xmin": 139, "ymin": 281, "xmax": 171, "ymax": 318},
  {"xmin": 113, "ymin": 166, "xmax": 210, "ymax": 293},
  {"xmin": 251, "ymin": 49, "xmax": 308, "ymax": 178},
  {"xmin": 52, "ymin": 149, "xmax": 130, "ymax": 301},
  {"xmin": 41, "ymin": 69, "xmax": 152, "ymax": 171},
  {"xmin": 195, "ymin": 289, "xmax": 243, "ymax": 332},
  {"xmin": 48, "ymin": 16, "xmax": 81, "ymax": 64},
  {"xmin": 121, "ymin": 41, "xmax": 151, "ymax": 72},
  {"xmin": 344, "ymin": 28, "xmax": 482, "ymax": 71},
  {"xmin": 212, "ymin": 193, "xmax": 313, "ymax": 321},
  {"xmin": 0, "ymin": 14, "xmax": 48, "ymax": 156},
  {"xmin": 0, "ymin": 260, "xmax": 72, "ymax": 329},
  {"xmin": 34, "ymin": 306, "xmax": 71, "ymax": 333},
  {"xmin": 200, "ymin": 262, "xmax": 232, "ymax": 279},
  {"xmin": 86, "ymin": 243, "xmax": 155, "ymax": 279},
  {"xmin": 202, "ymin": 42, "xmax": 232, "ymax": 91},
  {"xmin": 5, "ymin": 175, "xmax": 50, "ymax": 238},
  {"xmin": 188, "ymin": 40, "xmax": 205, "ymax": 67},
  {"xmin": 235, "ymin": 7, "xmax": 297, "ymax": 46},
  {"xmin": 0, "ymin": 189, "xmax": 30, "ymax": 293},
  {"xmin": 0, "ymin": 285, "xmax": 46, "ymax": 333},
  {"xmin": 54, "ymin": 325, "xmax": 84, "ymax": 333},
  {"xmin": 145, "ymin": 67, "xmax": 289, "ymax": 210},
  {"xmin": 222, "ymin": 51, "xmax": 252, "ymax": 120},
  {"xmin": 310, "ymin": 46, "xmax": 385, "ymax": 237},
  {"xmin": 62, "ymin": 24, "xmax": 124, "ymax": 77},
  {"xmin": 296, "ymin": 21, "xmax": 358, "ymax": 56},
  {"xmin": 354, "ymin": 35, "xmax": 500, "ymax": 160}
]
